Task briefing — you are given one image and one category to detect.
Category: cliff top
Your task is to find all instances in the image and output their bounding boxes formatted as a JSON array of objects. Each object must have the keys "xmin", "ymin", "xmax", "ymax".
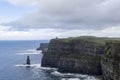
[{"xmin": 51, "ymin": 36, "xmax": 120, "ymax": 45}]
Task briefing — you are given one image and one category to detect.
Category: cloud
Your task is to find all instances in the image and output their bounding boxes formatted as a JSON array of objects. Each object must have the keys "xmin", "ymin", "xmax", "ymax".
[
  {"xmin": 0, "ymin": 26, "xmax": 120, "ymax": 40},
  {"xmin": 0, "ymin": 25, "xmax": 120, "ymax": 40},
  {"xmin": 1, "ymin": 0, "xmax": 120, "ymax": 30},
  {"xmin": 0, "ymin": 25, "xmax": 60, "ymax": 40}
]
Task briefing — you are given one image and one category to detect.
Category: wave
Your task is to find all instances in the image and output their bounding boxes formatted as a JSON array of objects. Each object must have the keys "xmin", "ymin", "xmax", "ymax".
[
  {"xmin": 15, "ymin": 63, "xmax": 99, "ymax": 80},
  {"xmin": 15, "ymin": 64, "xmax": 41, "ymax": 68},
  {"xmin": 61, "ymin": 78, "xmax": 80, "ymax": 80},
  {"xmin": 15, "ymin": 64, "xmax": 57, "ymax": 70},
  {"xmin": 61, "ymin": 77, "xmax": 99, "ymax": 80},
  {"xmin": 51, "ymin": 71, "xmax": 87, "ymax": 77},
  {"xmin": 26, "ymin": 49, "xmax": 42, "ymax": 52},
  {"xmin": 40, "ymin": 67, "xmax": 57, "ymax": 70},
  {"xmin": 17, "ymin": 49, "xmax": 42, "ymax": 55},
  {"xmin": 51, "ymin": 71, "xmax": 100, "ymax": 80}
]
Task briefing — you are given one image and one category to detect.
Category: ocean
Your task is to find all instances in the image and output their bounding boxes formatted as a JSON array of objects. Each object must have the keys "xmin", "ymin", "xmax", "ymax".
[{"xmin": 0, "ymin": 40, "xmax": 100, "ymax": 80}]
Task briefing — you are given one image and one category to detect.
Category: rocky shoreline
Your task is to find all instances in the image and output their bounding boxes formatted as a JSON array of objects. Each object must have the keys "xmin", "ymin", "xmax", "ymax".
[{"xmin": 40, "ymin": 36, "xmax": 120, "ymax": 80}]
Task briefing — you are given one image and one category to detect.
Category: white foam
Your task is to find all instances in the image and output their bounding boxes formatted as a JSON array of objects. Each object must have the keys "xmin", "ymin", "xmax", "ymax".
[
  {"xmin": 51, "ymin": 71, "xmax": 87, "ymax": 77},
  {"xmin": 40, "ymin": 67, "xmax": 57, "ymax": 70},
  {"xmin": 17, "ymin": 49, "xmax": 42, "ymax": 55},
  {"xmin": 15, "ymin": 64, "xmax": 57, "ymax": 70},
  {"xmin": 51, "ymin": 71, "xmax": 100, "ymax": 80},
  {"xmin": 61, "ymin": 78, "xmax": 80, "ymax": 80},
  {"xmin": 26, "ymin": 49, "xmax": 37, "ymax": 52},
  {"xmin": 68, "ymin": 78, "xmax": 80, "ymax": 80},
  {"xmin": 15, "ymin": 64, "xmax": 41, "ymax": 68},
  {"xmin": 84, "ymin": 76, "xmax": 100, "ymax": 80},
  {"xmin": 51, "ymin": 71, "xmax": 64, "ymax": 76}
]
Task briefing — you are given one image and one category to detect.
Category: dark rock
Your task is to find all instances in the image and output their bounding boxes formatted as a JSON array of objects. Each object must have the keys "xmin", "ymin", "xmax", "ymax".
[
  {"xmin": 41, "ymin": 36, "xmax": 120, "ymax": 79},
  {"xmin": 36, "ymin": 43, "xmax": 48, "ymax": 51},
  {"xmin": 58, "ymin": 57, "xmax": 102, "ymax": 75},
  {"xmin": 41, "ymin": 37, "xmax": 104, "ymax": 75},
  {"xmin": 101, "ymin": 41, "xmax": 120, "ymax": 80},
  {"xmin": 26, "ymin": 56, "xmax": 30, "ymax": 65}
]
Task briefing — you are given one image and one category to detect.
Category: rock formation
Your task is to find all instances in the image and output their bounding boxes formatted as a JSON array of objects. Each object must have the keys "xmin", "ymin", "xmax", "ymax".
[
  {"xmin": 41, "ymin": 36, "xmax": 120, "ymax": 79},
  {"xmin": 41, "ymin": 36, "xmax": 104, "ymax": 75},
  {"xmin": 36, "ymin": 43, "xmax": 48, "ymax": 51},
  {"xmin": 26, "ymin": 56, "xmax": 30, "ymax": 65},
  {"xmin": 101, "ymin": 41, "xmax": 120, "ymax": 80}
]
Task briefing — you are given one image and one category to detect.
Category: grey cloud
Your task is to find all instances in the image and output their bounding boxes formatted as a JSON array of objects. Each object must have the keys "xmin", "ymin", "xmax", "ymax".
[{"xmin": 3, "ymin": 0, "xmax": 120, "ymax": 30}]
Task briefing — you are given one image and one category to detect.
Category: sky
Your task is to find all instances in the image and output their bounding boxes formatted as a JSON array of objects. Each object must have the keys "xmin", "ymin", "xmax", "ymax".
[{"xmin": 0, "ymin": 0, "xmax": 120, "ymax": 40}]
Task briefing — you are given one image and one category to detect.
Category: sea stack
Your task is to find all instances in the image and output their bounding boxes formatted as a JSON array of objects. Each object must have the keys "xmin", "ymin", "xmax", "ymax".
[{"xmin": 26, "ymin": 56, "xmax": 30, "ymax": 65}]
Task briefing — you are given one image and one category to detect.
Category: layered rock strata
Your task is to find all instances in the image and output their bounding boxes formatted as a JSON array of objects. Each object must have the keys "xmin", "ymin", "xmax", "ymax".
[
  {"xmin": 41, "ymin": 37, "xmax": 104, "ymax": 75},
  {"xmin": 36, "ymin": 43, "xmax": 48, "ymax": 51},
  {"xmin": 41, "ymin": 36, "xmax": 120, "ymax": 79},
  {"xmin": 101, "ymin": 41, "xmax": 120, "ymax": 80}
]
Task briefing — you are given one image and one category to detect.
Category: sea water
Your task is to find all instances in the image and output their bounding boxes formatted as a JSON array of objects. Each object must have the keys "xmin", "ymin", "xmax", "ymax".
[{"xmin": 0, "ymin": 40, "xmax": 100, "ymax": 80}]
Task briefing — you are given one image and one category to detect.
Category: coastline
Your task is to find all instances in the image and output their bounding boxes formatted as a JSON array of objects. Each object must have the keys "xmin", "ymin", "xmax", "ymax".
[{"xmin": 40, "ymin": 36, "xmax": 120, "ymax": 80}]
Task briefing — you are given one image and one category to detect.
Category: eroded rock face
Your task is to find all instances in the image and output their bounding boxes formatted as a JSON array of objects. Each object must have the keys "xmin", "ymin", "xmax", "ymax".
[
  {"xmin": 101, "ymin": 41, "xmax": 120, "ymax": 80},
  {"xmin": 37, "ymin": 43, "xmax": 48, "ymax": 51},
  {"xmin": 41, "ymin": 37, "xmax": 120, "ymax": 79},
  {"xmin": 41, "ymin": 39, "xmax": 72, "ymax": 67},
  {"xmin": 41, "ymin": 38, "xmax": 104, "ymax": 74},
  {"xmin": 58, "ymin": 57, "xmax": 102, "ymax": 75},
  {"xmin": 72, "ymin": 39, "xmax": 104, "ymax": 55},
  {"xmin": 41, "ymin": 53, "xmax": 60, "ymax": 67}
]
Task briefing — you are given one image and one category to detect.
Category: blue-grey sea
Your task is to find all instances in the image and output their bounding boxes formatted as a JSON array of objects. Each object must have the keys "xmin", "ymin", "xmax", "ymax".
[{"xmin": 0, "ymin": 40, "xmax": 100, "ymax": 80}]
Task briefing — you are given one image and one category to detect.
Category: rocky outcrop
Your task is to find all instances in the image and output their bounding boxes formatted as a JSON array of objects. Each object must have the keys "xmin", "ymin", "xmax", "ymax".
[
  {"xmin": 41, "ymin": 53, "xmax": 60, "ymax": 67},
  {"xmin": 41, "ymin": 39, "xmax": 72, "ymax": 67},
  {"xmin": 58, "ymin": 55, "xmax": 102, "ymax": 75},
  {"xmin": 41, "ymin": 37, "xmax": 104, "ymax": 74},
  {"xmin": 71, "ymin": 39, "xmax": 104, "ymax": 56},
  {"xmin": 101, "ymin": 41, "xmax": 120, "ymax": 80},
  {"xmin": 36, "ymin": 43, "xmax": 48, "ymax": 51},
  {"xmin": 26, "ymin": 56, "xmax": 30, "ymax": 65},
  {"xmin": 41, "ymin": 36, "xmax": 120, "ymax": 79}
]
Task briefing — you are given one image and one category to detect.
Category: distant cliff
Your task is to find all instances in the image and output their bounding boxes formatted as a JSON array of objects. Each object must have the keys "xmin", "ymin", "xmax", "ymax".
[
  {"xmin": 37, "ymin": 43, "xmax": 48, "ymax": 51},
  {"xmin": 41, "ymin": 36, "xmax": 120, "ymax": 79}
]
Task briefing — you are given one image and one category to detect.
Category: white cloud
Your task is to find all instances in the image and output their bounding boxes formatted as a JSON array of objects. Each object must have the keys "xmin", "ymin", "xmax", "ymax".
[
  {"xmin": 0, "ymin": 25, "xmax": 10, "ymax": 31},
  {"xmin": 1, "ymin": 0, "xmax": 120, "ymax": 39},
  {"xmin": 0, "ymin": 25, "xmax": 120, "ymax": 40},
  {"xmin": 2, "ymin": 0, "xmax": 120, "ymax": 30}
]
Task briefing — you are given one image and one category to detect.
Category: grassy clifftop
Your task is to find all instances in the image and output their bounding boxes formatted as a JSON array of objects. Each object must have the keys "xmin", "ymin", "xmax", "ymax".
[{"xmin": 51, "ymin": 36, "xmax": 120, "ymax": 45}]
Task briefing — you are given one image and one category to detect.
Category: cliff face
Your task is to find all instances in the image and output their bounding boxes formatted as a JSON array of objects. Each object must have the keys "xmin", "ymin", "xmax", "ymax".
[
  {"xmin": 58, "ymin": 56, "xmax": 102, "ymax": 75},
  {"xmin": 41, "ymin": 53, "xmax": 60, "ymax": 67},
  {"xmin": 72, "ymin": 39, "xmax": 104, "ymax": 55},
  {"xmin": 41, "ymin": 39, "xmax": 72, "ymax": 67},
  {"xmin": 41, "ymin": 37, "xmax": 104, "ymax": 75},
  {"xmin": 41, "ymin": 36, "xmax": 120, "ymax": 79},
  {"xmin": 37, "ymin": 43, "xmax": 48, "ymax": 51},
  {"xmin": 101, "ymin": 41, "xmax": 120, "ymax": 80}
]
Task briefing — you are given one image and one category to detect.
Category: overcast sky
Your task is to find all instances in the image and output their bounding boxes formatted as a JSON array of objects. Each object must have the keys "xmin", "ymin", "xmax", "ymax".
[{"xmin": 0, "ymin": 0, "xmax": 120, "ymax": 40}]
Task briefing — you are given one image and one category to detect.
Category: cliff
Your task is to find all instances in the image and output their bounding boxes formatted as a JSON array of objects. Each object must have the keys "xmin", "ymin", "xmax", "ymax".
[
  {"xmin": 36, "ymin": 43, "xmax": 48, "ymax": 51},
  {"xmin": 41, "ymin": 36, "xmax": 120, "ymax": 79},
  {"xmin": 58, "ymin": 54, "xmax": 102, "ymax": 75},
  {"xmin": 41, "ymin": 36, "xmax": 105, "ymax": 74},
  {"xmin": 101, "ymin": 41, "xmax": 120, "ymax": 80},
  {"xmin": 41, "ymin": 39, "xmax": 72, "ymax": 67}
]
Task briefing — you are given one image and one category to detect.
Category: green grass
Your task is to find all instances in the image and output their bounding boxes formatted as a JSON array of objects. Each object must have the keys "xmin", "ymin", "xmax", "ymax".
[
  {"xmin": 52, "ymin": 36, "xmax": 120, "ymax": 45},
  {"xmin": 62, "ymin": 53, "xmax": 101, "ymax": 61}
]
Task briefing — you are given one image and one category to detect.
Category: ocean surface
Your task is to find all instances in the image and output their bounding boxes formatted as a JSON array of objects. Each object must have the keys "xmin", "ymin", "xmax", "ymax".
[{"xmin": 0, "ymin": 40, "xmax": 100, "ymax": 80}]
